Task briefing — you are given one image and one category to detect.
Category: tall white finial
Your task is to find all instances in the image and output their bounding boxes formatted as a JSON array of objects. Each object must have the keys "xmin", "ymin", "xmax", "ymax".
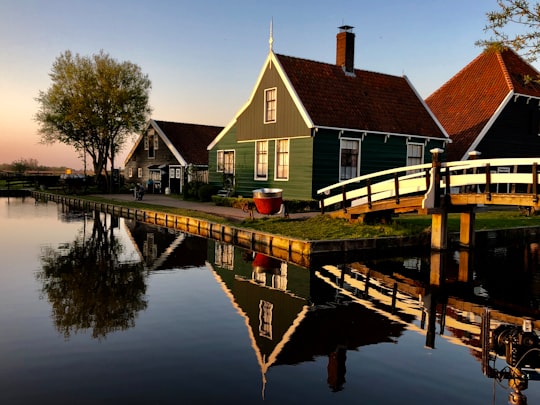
[{"xmin": 269, "ymin": 18, "xmax": 274, "ymax": 52}]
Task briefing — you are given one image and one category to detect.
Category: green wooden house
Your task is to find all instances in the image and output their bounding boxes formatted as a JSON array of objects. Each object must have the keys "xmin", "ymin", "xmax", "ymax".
[{"xmin": 207, "ymin": 26, "xmax": 449, "ymax": 201}]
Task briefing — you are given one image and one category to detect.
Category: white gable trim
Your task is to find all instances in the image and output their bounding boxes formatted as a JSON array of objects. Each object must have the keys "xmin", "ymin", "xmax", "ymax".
[
  {"xmin": 207, "ymin": 118, "xmax": 236, "ymax": 150},
  {"xmin": 403, "ymin": 75, "xmax": 450, "ymax": 141},
  {"xmin": 123, "ymin": 119, "xmax": 187, "ymax": 166},
  {"xmin": 123, "ymin": 120, "xmax": 152, "ymax": 165},
  {"xmin": 270, "ymin": 52, "xmax": 313, "ymax": 128},
  {"xmin": 460, "ymin": 90, "xmax": 514, "ymax": 160},
  {"xmin": 206, "ymin": 51, "xmax": 314, "ymax": 151},
  {"xmin": 153, "ymin": 122, "xmax": 188, "ymax": 166}
]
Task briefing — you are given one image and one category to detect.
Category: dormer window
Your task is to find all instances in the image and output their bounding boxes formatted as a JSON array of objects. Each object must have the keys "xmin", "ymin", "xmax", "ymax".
[{"xmin": 264, "ymin": 88, "xmax": 277, "ymax": 123}]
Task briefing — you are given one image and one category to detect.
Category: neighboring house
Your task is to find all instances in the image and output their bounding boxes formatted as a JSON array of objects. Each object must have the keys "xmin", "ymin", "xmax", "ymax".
[
  {"xmin": 124, "ymin": 119, "xmax": 223, "ymax": 193},
  {"xmin": 207, "ymin": 26, "xmax": 449, "ymax": 201},
  {"xmin": 426, "ymin": 47, "xmax": 540, "ymax": 162}
]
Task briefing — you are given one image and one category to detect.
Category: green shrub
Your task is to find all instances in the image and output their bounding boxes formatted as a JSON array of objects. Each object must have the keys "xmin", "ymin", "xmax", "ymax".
[
  {"xmin": 183, "ymin": 181, "xmax": 205, "ymax": 200},
  {"xmin": 198, "ymin": 184, "xmax": 218, "ymax": 201}
]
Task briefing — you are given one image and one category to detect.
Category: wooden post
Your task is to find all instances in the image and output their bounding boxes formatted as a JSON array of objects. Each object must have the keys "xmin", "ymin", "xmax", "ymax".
[
  {"xmin": 429, "ymin": 148, "xmax": 448, "ymax": 250},
  {"xmin": 341, "ymin": 185, "xmax": 347, "ymax": 213},
  {"xmin": 429, "ymin": 250, "xmax": 446, "ymax": 286},
  {"xmin": 459, "ymin": 206, "xmax": 476, "ymax": 248},
  {"xmin": 533, "ymin": 162, "xmax": 538, "ymax": 203},
  {"xmin": 485, "ymin": 163, "xmax": 491, "ymax": 201},
  {"xmin": 394, "ymin": 174, "xmax": 400, "ymax": 204},
  {"xmin": 431, "ymin": 148, "xmax": 443, "ymax": 208},
  {"xmin": 458, "ymin": 249, "xmax": 472, "ymax": 283},
  {"xmin": 367, "ymin": 179, "xmax": 372, "ymax": 209},
  {"xmin": 431, "ymin": 210, "xmax": 448, "ymax": 250}
]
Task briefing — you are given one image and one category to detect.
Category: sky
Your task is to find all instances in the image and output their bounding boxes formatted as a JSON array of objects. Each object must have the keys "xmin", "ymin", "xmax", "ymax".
[{"xmin": 0, "ymin": 0, "xmax": 518, "ymax": 169}]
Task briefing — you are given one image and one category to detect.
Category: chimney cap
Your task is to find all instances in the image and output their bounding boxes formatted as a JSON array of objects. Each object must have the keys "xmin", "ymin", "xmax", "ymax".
[{"xmin": 338, "ymin": 25, "xmax": 354, "ymax": 33}]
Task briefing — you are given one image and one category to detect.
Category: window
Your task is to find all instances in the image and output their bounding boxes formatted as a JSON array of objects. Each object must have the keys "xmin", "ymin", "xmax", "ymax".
[
  {"xmin": 148, "ymin": 133, "xmax": 155, "ymax": 158},
  {"xmin": 143, "ymin": 135, "xmax": 149, "ymax": 150},
  {"xmin": 259, "ymin": 300, "xmax": 273, "ymax": 340},
  {"xmin": 128, "ymin": 167, "xmax": 133, "ymax": 178},
  {"xmin": 255, "ymin": 140, "xmax": 268, "ymax": 180},
  {"xmin": 264, "ymin": 88, "xmax": 277, "ymax": 123},
  {"xmin": 215, "ymin": 243, "xmax": 234, "ymax": 270},
  {"xmin": 153, "ymin": 134, "xmax": 159, "ymax": 150},
  {"xmin": 217, "ymin": 151, "xmax": 223, "ymax": 172},
  {"xmin": 406, "ymin": 142, "xmax": 424, "ymax": 169},
  {"xmin": 217, "ymin": 150, "xmax": 235, "ymax": 174},
  {"xmin": 275, "ymin": 139, "xmax": 289, "ymax": 180},
  {"xmin": 137, "ymin": 168, "xmax": 142, "ymax": 178},
  {"xmin": 340, "ymin": 139, "xmax": 360, "ymax": 180}
]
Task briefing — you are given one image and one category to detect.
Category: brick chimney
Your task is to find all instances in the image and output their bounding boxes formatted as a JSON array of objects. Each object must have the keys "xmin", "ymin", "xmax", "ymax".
[{"xmin": 336, "ymin": 25, "xmax": 355, "ymax": 74}]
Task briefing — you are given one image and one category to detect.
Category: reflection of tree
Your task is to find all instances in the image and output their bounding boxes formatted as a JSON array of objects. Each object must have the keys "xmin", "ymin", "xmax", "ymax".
[{"xmin": 37, "ymin": 211, "xmax": 147, "ymax": 340}]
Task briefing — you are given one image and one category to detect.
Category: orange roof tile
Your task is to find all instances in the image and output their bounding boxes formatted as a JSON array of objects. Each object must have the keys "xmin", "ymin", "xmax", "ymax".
[
  {"xmin": 276, "ymin": 54, "xmax": 446, "ymax": 139},
  {"xmin": 426, "ymin": 48, "xmax": 540, "ymax": 161}
]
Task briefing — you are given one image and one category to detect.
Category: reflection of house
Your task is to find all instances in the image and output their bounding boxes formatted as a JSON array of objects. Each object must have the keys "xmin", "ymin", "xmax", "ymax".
[
  {"xmin": 124, "ymin": 119, "xmax": 223, "ymax": 193},
  {"xmin": 426, "ymin": 48, "xmax": 540, "ymax": 161},
  {"xmin": 124, "ymin": 220, "xmax": 207, "ymax": 270},
  {"xmin": 207, "ymin": 26, "xmax": 448, "ymax": 200},
  {"xmin": 206, "ymin": 241, "xmax": 406, "ymax": 394}
]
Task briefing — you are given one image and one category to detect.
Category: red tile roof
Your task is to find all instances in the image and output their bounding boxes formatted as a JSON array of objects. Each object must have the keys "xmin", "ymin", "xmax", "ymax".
[
  {"xmin": 154, "ymin": 120, "xmax": 223, "ymax": 165},
  {"xmin": 426, "ymin": 48, "xmax": 540, "ymax": 161},
  {"xmin": 275, "ymin": 54, "xmax": 447, "ymax": 139}
]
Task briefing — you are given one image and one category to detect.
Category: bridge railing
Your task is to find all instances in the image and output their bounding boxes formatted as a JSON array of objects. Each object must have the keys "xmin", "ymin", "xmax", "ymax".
[
  {"xmin": 317, "ymin": 157, "xmax": 540, "ymax": 213},
  {"xmin": 317, "ymin": 162, "xmax": 432, "ymax": 212}
]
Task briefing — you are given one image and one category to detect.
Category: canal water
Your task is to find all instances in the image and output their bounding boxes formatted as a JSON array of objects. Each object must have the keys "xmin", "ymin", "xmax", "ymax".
[{"xmin": 2, "ymin": 196, "xmax": 540, "ymax": 405}]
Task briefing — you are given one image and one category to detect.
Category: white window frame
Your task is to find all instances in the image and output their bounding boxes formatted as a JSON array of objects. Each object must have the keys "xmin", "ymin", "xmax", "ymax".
[
  {"xmin": 339, "ymin": 138, "xmax": 360, "ymax": 180},
  {"xmin": 264, "ymin": 87, "xmax": 277, "ymax": 124},
  {"xmin": 128, "ymin": 167, "xmax": 133, "ymax": 178},
  {"xmin": 254, "ymin": 140, "xmax": 268, "ymax": 180},
  {"xmin": 274, "ymin": 139, "xmax": 289, "ymax": 181},
  {"xmin": 406, "ymin": 142, "xmax": 424, "ymax": 174},
  {"xmin": 217, "ymin": 150, "xmax": 224, "ymax": 172},
  {"xmin": 137, "ymin": 167, "xmax": 142, "ymax": 178},
  {"xmin": 217, "ymin": 150, "xmax": 235, "ymax": 174},
  {"xmin": 259, "ymin": 300, "xmax": 273, "ymax": 340}
]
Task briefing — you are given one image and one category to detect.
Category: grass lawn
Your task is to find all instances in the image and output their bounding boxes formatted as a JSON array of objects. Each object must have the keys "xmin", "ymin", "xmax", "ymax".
[{"xmin": 69, "ymin": 194, "xmax": 540, "ymax": 240}]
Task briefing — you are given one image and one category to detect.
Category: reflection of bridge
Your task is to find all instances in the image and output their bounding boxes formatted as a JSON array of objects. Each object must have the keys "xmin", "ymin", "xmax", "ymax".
[{"xmin": 318, "ymin": 150, "xmax": 540, "ymax": 249}]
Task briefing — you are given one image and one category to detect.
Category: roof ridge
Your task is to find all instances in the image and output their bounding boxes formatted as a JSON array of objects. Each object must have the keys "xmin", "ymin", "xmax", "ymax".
[
  {"xmin": 496, "ymin": 51, "xmax": 514, "ymax": 91},
  {"xmin": 275, "ymin": 53, "xmax": 405, "ymax": 79},
  {"xmin": 154, "ymin": 119, "xmax": 224, "ymax": 129}
]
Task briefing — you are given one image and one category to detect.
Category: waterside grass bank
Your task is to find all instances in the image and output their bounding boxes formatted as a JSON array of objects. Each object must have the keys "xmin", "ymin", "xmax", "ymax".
[{"xmin": 31, "ymin": 191, "xmax": 436, "ymax": 266}]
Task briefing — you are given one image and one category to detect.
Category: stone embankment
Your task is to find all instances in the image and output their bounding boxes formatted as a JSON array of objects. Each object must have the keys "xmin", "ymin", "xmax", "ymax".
[{"xmin": 31, "ymin": 191, "xmax": 430, "ymax": 267}]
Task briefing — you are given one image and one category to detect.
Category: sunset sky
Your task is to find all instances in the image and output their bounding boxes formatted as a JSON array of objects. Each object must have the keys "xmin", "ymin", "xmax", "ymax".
[{"xmin": 0, "ymin": 0, "xmax": 515, "ymax": 169}]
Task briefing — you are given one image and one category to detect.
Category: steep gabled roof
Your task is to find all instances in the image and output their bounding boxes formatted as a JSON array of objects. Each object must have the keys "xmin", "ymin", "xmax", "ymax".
[
  {"xmin": 275, "ymin": 53, "xmax": 447, "ymax": 139},
  {"xmin": 154, "ymin": 120, "xmax": 223, "ymax": 165},
  {"xmin": 426, "ymin": 48, "xmax": 540, "ymax": 161},
  {"xmin": 125, "ymin": 119, "xmax": 223, "ymax": 166},
  {"xmin": 208, "ymin": 51, "xmax": 448, "ymax": 150}
]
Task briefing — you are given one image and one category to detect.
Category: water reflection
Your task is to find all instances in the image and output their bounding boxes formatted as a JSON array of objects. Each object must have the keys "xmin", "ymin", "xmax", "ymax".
[
  {"xmin": 203, "ymin": 235, "xmax": 540, "ymax": 403},
  {"xmin": 124, "ymin": 219, "xmax": 207, "ymax": 270},
  {"xmin": 37, "ymin": 210, "xmax": 147, "ymax": 339},
  {"xmin": 206, "ymin": 240, "xmax": 406, "ymax": 396},
  {"xmin": 22, "ymin": 200, "xmax": 540, "ymax": 403}
]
